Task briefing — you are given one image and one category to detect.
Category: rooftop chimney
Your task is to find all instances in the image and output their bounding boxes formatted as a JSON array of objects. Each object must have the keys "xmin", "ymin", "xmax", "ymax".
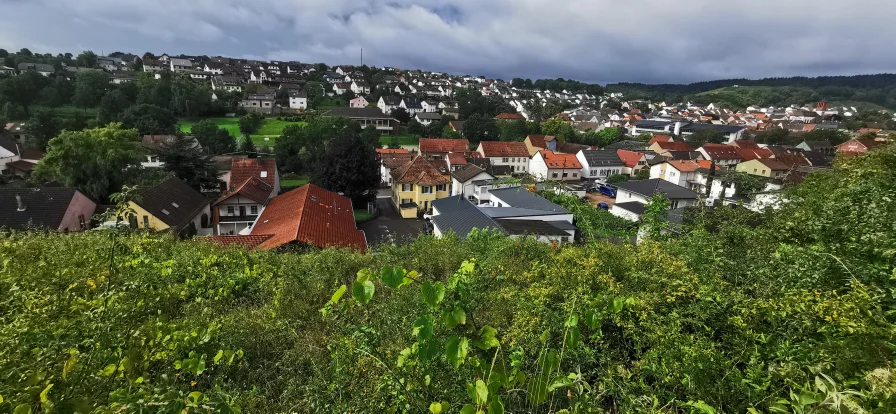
[{"xmin": 16, "ymin": 195, "xmax": 25, "ymax": 212}]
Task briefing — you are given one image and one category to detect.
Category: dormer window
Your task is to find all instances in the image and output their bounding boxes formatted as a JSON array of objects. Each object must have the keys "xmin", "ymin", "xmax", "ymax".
[{"xmin": 260, "ymin": 171, "xmax": 268, "ymax": 178}]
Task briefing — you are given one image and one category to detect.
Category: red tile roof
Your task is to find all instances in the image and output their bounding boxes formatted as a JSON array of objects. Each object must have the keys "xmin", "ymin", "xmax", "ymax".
[
  {"xmin": 381, "ymin": 153, "xmax": 415, "ymax": 169},
  {"xmin": 539, "ymin": 150, "xmax": 582, "ymax": 169},
  {"xmin": 377, "ymin": 148, "xmax": 409, "ymax": 155},
  {"xmin": 737, "ymin": 147, "xmax": 774, "ymax": 161},
  {"xmin": 756, "ymin": 159, "xmax": 793, "ymax": 171},
  {"xmin": 231, "ymin": 158, "xmax": 277, "ymax": 187},
  {"xmin": 391, "ymin": 155, "xmax": 450, "ymax": 185},
  {"xmin": 204, "ymin": 234, "xmax": 273, "ymax": 249},
  {"xmin": 495, "ymin": 113, "xmax": 526, "ymax": 120},
  {"xmin": 251, "ymin": 184, "xmax": 367, "ymax": 252},
  {"xmin": 479, "ymin": 141, "xmax": 529, "ymax": 157},
  {"xmin": 215, "ymin": 176, "xmax": 274, "ymax": 205},
  {"xmin": 447, "ymin": 152, "xmax": 468, "ymax": 165},
  {"xmin": 648, "ymin": 135, "xmax": 673, "ymax": 145},
  {"xmin": 700, "ymin": 144, "xmax": 743, "ymax": 160},
  {"xmin": 730, "ymin": 139, "xmax": 760, "ymax": 149},
  {"xmin": 655, "ymin": 141, "xmax": 691, "ymax": 151},
  {"xmin": 616, "ymin": 150, "xmax": 645, "ymax": 168},
  {"xmin": 667, "ymin": 160, "xmax": 719, "ymax": 173},
  {"xmin": 419, "ymin": 138, "xmax": 469, "ymax": 154},
  {"xmin": 526, "ymin": 135, "xmax": 556, "ymax": 149}
]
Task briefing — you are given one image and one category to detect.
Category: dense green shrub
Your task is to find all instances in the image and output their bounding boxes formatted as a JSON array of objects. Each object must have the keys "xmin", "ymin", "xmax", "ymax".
[{"xmin": 2, "ymin": 145, "xmax": 896, "ymax": 413}]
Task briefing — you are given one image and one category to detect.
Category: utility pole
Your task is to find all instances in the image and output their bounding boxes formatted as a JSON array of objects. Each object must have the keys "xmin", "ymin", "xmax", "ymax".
[
  {"xmin": 704, "ymin": 159, "xmax": 716, "ymax": 201},
  {"xmin": 360, "ymin": 48, "xmax": 363, "ymax": 66}
]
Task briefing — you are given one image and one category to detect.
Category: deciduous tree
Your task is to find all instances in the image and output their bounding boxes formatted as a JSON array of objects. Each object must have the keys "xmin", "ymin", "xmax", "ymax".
[
  {"xmin": 0, "ymin": 71, "xmax": 49, "ymax": 115},
  {"xmin": 119, "ymin": 104, "xmax": 177, "ymax": 135}
]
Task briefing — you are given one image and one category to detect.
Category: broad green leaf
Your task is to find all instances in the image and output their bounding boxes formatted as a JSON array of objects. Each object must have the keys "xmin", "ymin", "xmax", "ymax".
[
  {"xmin": 39, "ymin": 383, "xmax": 53, "ymax": 403},
  {"xmin": 527, "ymin": 374, "xmax": 549, "ymax": 406},
  {"xmin": 467, "ymin": 380, "xmax": 488, "ymax": 405},
  {"xmin": 565, "ymin": 326, "xmax": 581, "ymax": 349},
  {"xmin": 413, "ymin": 315, "xmax": 434, "ymax": 341},
  {"xmin": 381, "ymin": 266, "xmax": 408, "ymax": 289},
  {"xmin": 460, "ymin": 405, "xmax": 477, "ymax": 414},
  {"xmin": 611, "ymin": 297, "xmax": 624, "ymax": 313},
  {"xmin": 487, "ymin": 396, "xmax": 504, "ymax": 414},
  {"xmin": 187, "ymin": 391, "xmax": 203, "ymax": 406},
  {"xmin": 444, "ymin": 306, "xmax": 467, "ymax": 329},
  {"xmin": 584, "ymin": 310, "xmax": 600, "ymax": 329},
  {"xmin": 101, "ymin": 363, "xmax": 116, "ymax": 376},
  {"xmin": 397, "ymin": 347, "xmax": 412, "ymax": 367},
  {"xmin": 0, "ymin": 395, "xmax": 3, "ymax": 404},
  {"xmin": 547, "ymin": 375, "xmax": 574, "ymax": 391},
  {"xmin": 330, "ymin": 285, "xmax": 347, "ymax": 303},
  {"xmin": 686, "ymin": 401, "xmax": 717, "ymax": 414},
  {"xmin": 419, "ymin": 339, "xmax": 440, "ymax": 362},
  {"xmin": 540, "ymin": 329, "xmax": 550, "ymax": 344},
  {"xmin": 446, "ymin": 336, "xmax": 469, "ymax": 369},
  {"xmin": 13, "ymin": 404, "xmax": 31, "ymax": 414},
  {"xmin": 214, "ymin": 350, "xmax": 224, "ymax": 365},
  {"xmin": 474, "ymin": 326, "xmax": 500, "ymax": 350},
  {"xmin": 63, "ymin": 351, "xmax": 79, "ymax": 380},
  {"xmin": 429, "ymin": 401, "xmax": 449, "ymax": 414},
  {"xmin": 352, "ymin": 279, "xmax": 374, "ymax": 305},
  {"xmin": 422, "ymin": 281, "xmax": 445, "ymax": 308},
  {"xmin": 565, "ymin": 314, "xmax": 578, "ymax": 327},
  {"xmin": 539, "ymin": 350, "xmax": 560, "ymax": 374}
]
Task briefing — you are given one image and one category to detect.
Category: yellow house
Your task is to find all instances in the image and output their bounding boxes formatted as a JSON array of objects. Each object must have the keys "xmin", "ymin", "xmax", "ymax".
[
  {"xmin": 127, "ymin": 177, "xmax": 213, "ymax": 235},
  {"xmin": 390, "ymin": 155, "xmax": 451, "ymax": 218},
  {"xmin": 735, "ymin": 159, "xmax": 791, "ymax": 179}
]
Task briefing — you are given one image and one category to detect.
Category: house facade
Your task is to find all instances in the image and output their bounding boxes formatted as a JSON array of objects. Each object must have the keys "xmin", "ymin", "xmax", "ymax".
[
  {"xmin": 0, "ymin": 187, "xmax": 97, "ymax": 231},
  {"xmin": 391, "ymin": 155, "xmax": 451, "ymax": 218},
  {"xmin": 288, "ymin": 90, "xmax": 308, "ymax": 110},
  {"xmin": 213, "ymin": 177, "xmax": 275, "ymax": 235},
  {"xmin": 240, "ymin": 93, "xmax": 278, "ymax": 114},
  {"xmin": 523, "ymin": 135, "xmax": 557, "ymax": 156},
  {"xmin": 128, "ymin": 177, "xmax": 213, "ymax": 236},
  {"xmin": 575, "ymin": 150, "xmax": 625, "ymax": 180},
  {"xmin": 529, "ymin": 150, "xmax": 582, "ymax": 182},
  {"xmin": 476, "ymin": 141, "xmax": 529, "ymax": 174}
]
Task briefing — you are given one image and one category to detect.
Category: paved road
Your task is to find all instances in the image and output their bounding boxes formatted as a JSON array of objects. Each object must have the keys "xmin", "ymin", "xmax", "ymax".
[{"xmin": 359, "ymin": 196, "xmax": 428, "ymax": 246}]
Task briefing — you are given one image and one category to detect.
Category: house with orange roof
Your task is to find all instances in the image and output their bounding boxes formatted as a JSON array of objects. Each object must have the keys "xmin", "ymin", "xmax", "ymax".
[
  {"xmin": 697, "ymin": 144, "xmax": 744, "ymax": 170},
  {"xmin": 523, "ymin": 135, "xmax": 557, "ymax": 156},
  {"xmin": 418, "ymin": 138, "xmax": 470, "ymax": 159},
  {"xmin": 736, "ymin": 158, "xmax": 793, "ymax": 179},
  {"xmin": 391, "ymin": 155, "xmax": 451, "ymax": 217},
  {"xmin": 529, "ymin": 150, "xmax": 583, "ymax": 182},
  {"xmin": 213, "ymin": 176, "xmax": 276, "ymax": 235},
  {"xmin": 616, "ymin": 149, "xmax": 649, "ymax": 175},
  {"xmin": 380, "ymin": 153, "xmax": 415, "ymax": 186},
  {"xmin": 446, "ymin": 152, "xmax": 468, "ymax": 171},
  {"xmin": 495, "ymin": 112, "xmax": 526, "ymax": 120},
  {"xmin": 476, "ymin": 141, "xmax": 530, "ymax": 174},
  {"xmin": 648, "ymin": 140, "xmax": 691, "ymax": 155},
  {"xmin": 211, "ymin": 184, "xmax": 367, "ymax": 251},
  {"xmin": 837, "ymin": 138, "xmax": 885, "ymax": 155},
  {"xmin": 227, "ymin": 158, "xmax": 281, "ymax": 195},
  {"xmin": 648, "ymin": 160, "xmax": 735, "ymax": 200},
  {"xmin": 647, "ymin": 135, "xmax": 673, "ymax": 145}
]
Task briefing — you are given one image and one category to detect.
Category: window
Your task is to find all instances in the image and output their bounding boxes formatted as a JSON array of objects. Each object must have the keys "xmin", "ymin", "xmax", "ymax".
[
  {"xmin": 562, "ymin": 172, "xmax": 568, "ymax": 178},
  {"xmin": 250, "ymin": 205, "xmax": 259, "ymax": 215},
  {"xmin": 422, "ymin": 186, "xmax": 433, "ymax": 194},
  {"xmin": 753, "ymin": 168, "xmax": 758, "ymax": 173},
  {"xmin": 761, "ymin": 170, "xmax": 766, "ymax": 174},
  {"xmin": 572, "ymin": 173, "xmax": 578, "ymax": 178},
  {"xmin": 502, "ymin": 158, "xmax": 509, "ymax": 163},
  {"xmin": 436, "ymin": 184, "xmax": 446, "ymax": 192},
  {"xmin": 260, "ymin": 171, "xmax": 268, "ymax": 178},
  {"xmin": 590, "ymin": 170, "xmax": 597, "ymax": 177},
  {"xmin": 552, "ymin": 172, "xmax": 559, "ymax": 179},
  {"xmin": 227, "ymin": 206, "xmax": 235, "ymax": 215},
  {"xmin": 401, "ymin": 198, "xmax": 412, "ymax": 205},
  {"xmin": 401, "ymin": 184, "xmax": 413, "ymax": 192},
  {"xmin": 142, "ymin": 215, "xmax": 149, "ymax": 228}
]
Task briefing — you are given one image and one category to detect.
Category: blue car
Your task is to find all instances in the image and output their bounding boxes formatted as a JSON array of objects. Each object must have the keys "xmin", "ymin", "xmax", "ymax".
[
  {"xmin": 598, "ymin": 185, "xmax": 617, "ymax": 198},
  {"xmin": 597, "ymin": 202, "xmax": 609, "ymax": 211}
]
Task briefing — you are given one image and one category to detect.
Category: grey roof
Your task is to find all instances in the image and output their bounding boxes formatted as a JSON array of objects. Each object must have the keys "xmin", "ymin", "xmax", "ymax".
[
  {"xmin": 451, "ymin": 164, "xmax": 490, "ymax": 183},
  {"xmin": 614, "ymin": 179, "xmax": 700, "ymax": 200},
  {"xmin": 634, "ymin": 120, "xmax": 745, "ymax": 134},
  {"xmin": 431, "ymin": 196, "xmax": 505, "ymax": 238},
  {"xmin": 246, "ymin": 93, "xmax": 275, "ymax": 100},
  {"xmin": 604, "ymin": 140, "xmax": 647, "ymax": 151},
  {"xmin": 135, "ymin": 177, "xmax": 209, "ymax": 231},
  {"xmin": 579, "ymin": 150, "xmax": 624, "ymax": 166},
  {"xmin": 488, "ymin": 188, "xmax": 569, "ymax": 213},
  {"xmin": 381, "ymin": 96, "xmax": 401, "ymax": 105},
  {"xmin": 496, "ymin": 219, "xmax": 570, "ymax": 236},
  {"xmin": 0, "ymin": 187, "xmax": 87, "ymax": 230},
  {"xmin": 288, "ymin": 90, "xmax": 307, "ymax": 98},
  {"xmin": 546, "ymin": 220, "xmax": 577, "ymax": 230},
  {"xmin": 613, "ymin": 201, "xmax": 647, "ymax": 216},
  {"xmin": 480, "ymin": 207, "xmax": 567, "ymax": 218},
  {"xmin": 415, "ymin": 112, "xmax": 442, "ymax": 120},
  {"xmin": 665, "ymin": 151, "xmax": 704, "ymax": 161},
  {"xmin": 323, "ymin": 107, "xmax": 393, "ymax": 119}
]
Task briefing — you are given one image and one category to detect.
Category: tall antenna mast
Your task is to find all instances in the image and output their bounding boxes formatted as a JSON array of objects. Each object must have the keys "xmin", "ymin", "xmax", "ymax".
[{"xmin": 361, "ymin": 47, "xmax": 363, "ymax": 66}]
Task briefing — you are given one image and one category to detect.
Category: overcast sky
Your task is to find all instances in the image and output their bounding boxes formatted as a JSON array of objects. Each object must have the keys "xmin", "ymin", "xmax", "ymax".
[{"xmin": 0, "ymin": 0, "xmax": 892, "ymax": 84}]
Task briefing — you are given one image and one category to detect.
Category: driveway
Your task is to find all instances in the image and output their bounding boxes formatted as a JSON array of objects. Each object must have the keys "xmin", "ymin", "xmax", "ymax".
[
  {"xmin": 585, "ymin": 193, "xmax": 617, "ymax": 208},
  {"xmin": 359, "ymin": 196, "xmax": 428, "ymax": 246}
]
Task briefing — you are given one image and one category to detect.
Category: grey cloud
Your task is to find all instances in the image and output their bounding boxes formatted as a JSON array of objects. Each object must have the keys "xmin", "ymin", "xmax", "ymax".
[{"xmin": 0, "ymin": 0, "xmax": 892, "ymax": 84}]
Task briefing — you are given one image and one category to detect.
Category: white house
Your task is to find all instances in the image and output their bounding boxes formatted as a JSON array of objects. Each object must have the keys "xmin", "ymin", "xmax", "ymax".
[
  {"xmin": 529, "ymin": 150, "xmax": 582, "ymax": 182},
  {"xmin": 696, "ymin": 144, "xmax": 743, "ymax": 171},
  {"xmin": 477, "ymin": 141, "xmax": 530, "ymax": 174},
  {"xmin": 415, "ymin": 112, "xmax": 442, "ymax": 126},
  {"xmin": 400, "ymin": 98, "xmax": 423, "ymax": 116},
  {"xmin": 204, "ymin": 63, "xmax": 225, "ymax": 75},
  {"xmin": 378, "ymin": 96, "xmax": 401, "ymax": 114},
  {"xmin": 610, "ymin": 179, "xmax": 701, "ymax": 221},
  {"xmin": 421, "ymin": 100, "xmax": 439, "ymax": 113},
  {"xmin": 333, "ymin": 83, "xmax": 349, "ymax": 95},
  {"xmin": 288, "ymin": 90, "xmax": 308, "ymax": 110},
  {"xmin": 350, "ymin": 96, "xmax": 369, "ymax": 108},
  {"xmin": 249, "ymin": 69, "xmax": 269, "ymax": 84},
  {"xmin": 213, "ymin": 177, "xmax": 275, "ymax": 235},
  {"xmin": 169, "ymin": 58, "xmax": 192, "ymax": 73},
  {"xmin": 575, "ymin": 150, "xmax": 625, "ymax": 180},
  {"xmin": 451, "ymin": 164, "xmax": 495, "ymax": 200},
  {"xmin": 350, "ymin": 80, "xmax": 371, "ymax": 95}
]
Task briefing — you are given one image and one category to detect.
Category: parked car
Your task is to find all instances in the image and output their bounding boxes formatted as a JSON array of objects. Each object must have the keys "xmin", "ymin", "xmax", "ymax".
[
  {"xmin": 597, "ymin": 202, "xmax": 609, "ymax": 210},
  {"xmin": 598, "ymin": 185, "xmax": 617, "ymax": 198}
]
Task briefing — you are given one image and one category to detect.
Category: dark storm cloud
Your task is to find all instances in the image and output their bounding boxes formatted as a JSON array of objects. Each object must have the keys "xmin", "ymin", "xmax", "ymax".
[{"xmin": 0, "ymin": 0, "xmax": 892, "ymax": 84}]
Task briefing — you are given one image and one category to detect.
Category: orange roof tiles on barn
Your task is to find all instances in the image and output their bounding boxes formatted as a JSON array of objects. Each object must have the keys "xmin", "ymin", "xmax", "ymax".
[
  {"xmin": 231, "ymin": 158, "xmax": 277, "ymax": 187},
  {"xmin": 667, "ymin": 160, "xmax": 719, "ymax": 173},
  {"xmin": 700, "ymin": 143, "xmax": 743, "ymax": 160},
  {"xmin": 250, "ymin": 184, "xmax": 367, "ymax": 252},
  {"xmin": 419, "ymin": 138, "xmax": 470, "ymax": 154},
  {"xmin": 376, "ymin": 148, "xmax": 409, "ymax": 155},
  {"xmin": 539, "ymin": 150, "xmax": 582, "ymax": 169},
  {"xmin": 737, "ymin": 147, "xmax": 774, "ymax": 161},
  {"xmin": 204, "ymin": 234, "xmax": 274, "ymax": 249},
  {"xmin": 526, "ymin": 135, "xmax": 556, "ymax": 149},
  {"xmin": 479, "ymin": 141, "xmax": 529, "ymax": 157}
]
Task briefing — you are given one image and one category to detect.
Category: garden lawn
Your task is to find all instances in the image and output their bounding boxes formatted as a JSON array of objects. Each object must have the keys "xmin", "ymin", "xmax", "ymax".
[
  {"xmin": 280, "ymin": 174, "xmax": 310, "ymax": 188},
  {"xmin": 378, "ymin": 134, "xmax": 420, "ymax": 146},
  {"xmin": 178, "ymin": 117, "xmax": 307, "ymax": 146},
  {"xmin": 354, "ymin": 210, "xmax": 373, "ymax": 221}
]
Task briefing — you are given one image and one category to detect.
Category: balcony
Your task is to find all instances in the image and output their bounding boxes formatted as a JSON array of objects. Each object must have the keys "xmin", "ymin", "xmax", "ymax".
[{"xmin": 218, "ymin": 215, "xmax": 258, "ymax": 223}]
